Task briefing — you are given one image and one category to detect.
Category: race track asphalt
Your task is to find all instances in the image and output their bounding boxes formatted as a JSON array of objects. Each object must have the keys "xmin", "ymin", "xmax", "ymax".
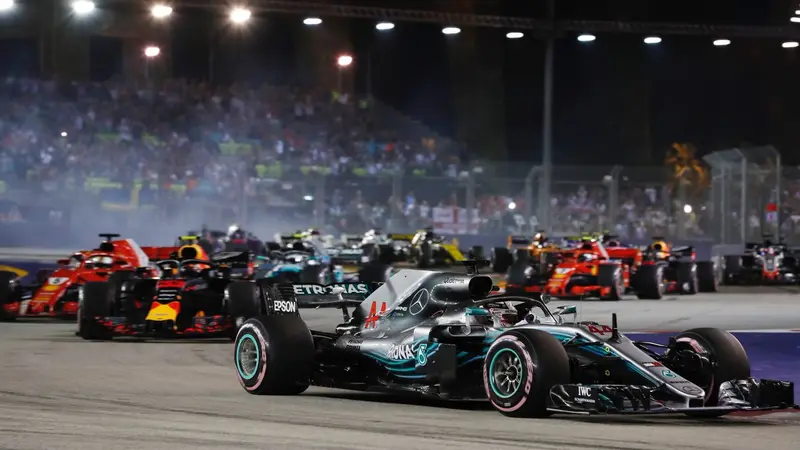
[{"xmin": 1, "ymin": 291, "xmax": 799, "ymax": 450}]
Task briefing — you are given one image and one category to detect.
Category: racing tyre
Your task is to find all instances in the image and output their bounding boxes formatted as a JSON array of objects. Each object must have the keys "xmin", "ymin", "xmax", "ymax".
[
  {"xmin": 483, "ymin": 329, "xmax": 570, "ymax": 417},
  {"xmin": 358, "ymin": 263, "xmax": 392, "ymax": 284},
  {"xmin": 634, "ymin": 264, "xmax": 664, "ymax": 300},
  {"xmin": 722, "ymin": 255, "xmax": 742, "ymax": 285},
  {"xmin": 676, "ymin": 261, "xmax": 698, "ymax": 295},
  {"xmin": 234, "ymin": 315, "xmax": 315, "ymax": 395},
  {"xmin": 668, "ymin": 328, "xmax": 750, "ymax": 418},
  {"xmin": 470, "ymin": 245, "xmax": 485, "ymax": 260},
  {"xmin": 0, "ymin": 271, "xmax": 20, "ymax": 321},
  {"xmin": 77, "ymin": 282, "xmax": 115, "ymax": 340},
  {"xmin": 416, "ymin": 242, "xmax": 433, "ymax": 269},
  {"xmin": 491, "ymin": 247, "xmax": 512, "ymax": 273},
  {"xmin": 300, "ymin": 264, "xmax": 331, "ymax": 284},
  {"xmin": 597, "ymin": 264, "xmax": 624, "ymax": 300},
  {"xmin": 696, "ymin": 261, "xmax": 718, "ymax": 292},
  {"xmin": 227, "ymin": 281, "xmax": 264, "ymax": 336}
]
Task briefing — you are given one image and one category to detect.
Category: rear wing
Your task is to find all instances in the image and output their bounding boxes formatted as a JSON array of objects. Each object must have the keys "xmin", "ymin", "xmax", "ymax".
[
  {"xmin": 330, "ymin": 248, "xmax": 367, "ymax": 264},
  {"xmin": 211, "ymin": 251, "xmax": 251, "ymax": 268},
  {"xmin": 508, "ymin": 235, "xmax": 532, "ymax": 246},
  {"xmin": 387, "ymin": 233, "xmax": 415, "ymax": 242}
]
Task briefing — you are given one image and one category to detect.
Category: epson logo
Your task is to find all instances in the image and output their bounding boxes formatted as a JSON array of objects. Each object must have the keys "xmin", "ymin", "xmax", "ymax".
[{"xmin": 273, "ymin": 300, "xmax": 297, "ymax": 313}]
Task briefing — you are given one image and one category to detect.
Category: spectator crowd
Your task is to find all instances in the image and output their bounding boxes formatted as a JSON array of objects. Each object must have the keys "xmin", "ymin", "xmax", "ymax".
[{"xmin": 0, "ymin": 76, "xmax": 763, "ymax": 241}]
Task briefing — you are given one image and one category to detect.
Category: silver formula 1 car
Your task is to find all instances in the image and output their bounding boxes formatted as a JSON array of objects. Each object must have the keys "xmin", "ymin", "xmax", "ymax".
[{"xmin": 231, "ymin": 261, "xmax": 795, "ymax": 418}]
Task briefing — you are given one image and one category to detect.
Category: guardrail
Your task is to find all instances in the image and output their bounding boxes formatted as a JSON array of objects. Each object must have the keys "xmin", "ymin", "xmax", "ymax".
[{"xmin": 0, "ymin": 248, "xmax": 72, "ymax": 262}]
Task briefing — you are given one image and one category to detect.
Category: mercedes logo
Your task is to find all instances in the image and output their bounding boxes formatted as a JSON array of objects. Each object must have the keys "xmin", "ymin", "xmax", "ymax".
[{"xmin": 408, "ymin": 289, "xmax": 429, "ymax": 315}]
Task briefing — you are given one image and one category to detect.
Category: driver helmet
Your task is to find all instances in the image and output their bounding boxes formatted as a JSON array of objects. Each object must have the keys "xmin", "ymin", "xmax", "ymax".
[
  {"xmin": 577, "ymin": 252, "xmax": 596, "ymax": 263},
  {"xmin": 651, "ymin": 241, "xmax": 669, "ymax": 259},
  {"xmin": 227, "ymin": 224, "xmax": 246, "ymax": 243}
]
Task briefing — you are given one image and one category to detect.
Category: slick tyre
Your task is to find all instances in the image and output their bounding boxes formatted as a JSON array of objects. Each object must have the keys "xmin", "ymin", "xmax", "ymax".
[
  {"xmin": 635, "ymin": 264, "xmax": 665, "ymax": 300},
  {"xmin": 483, "ymin": 329, "xmax": 570, "ymax": 418},
  {"xmin": 234, "ymin": 315, "xmax": 314, "ymax": 395},
  {"xmin": 416, "ymin": 242, "xmax": 433, "ymax": 269},
  {"xmin": 670, "ymin": 328, "xmax": 751, "ymax": 418},
  {"xmin": 676, "ymin": 261, "xmax": 698, "ymax": 295},
  {"xmin": 597, "ymin": 264, "xmax": 624, "ymax": 300},
  {"xmin": 0, "ymin": 271, "xmax": 20, "ymax": 321},
  {"xmin": 696, "ymin": 261, "xmax": 718, "ymax": 292},
  {"xmin": 491, "ymin": 247, "xmax": 513, "ymax": 274},
  {"xmin": 77, "ymin": 282, "xmax": 115, "ymax": 341}
]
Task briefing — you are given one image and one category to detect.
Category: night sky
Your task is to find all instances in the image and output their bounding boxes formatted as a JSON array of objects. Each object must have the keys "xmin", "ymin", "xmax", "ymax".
[{"xmin": 1, "ymin": 0, "xmax": 799, "ymax": 165}]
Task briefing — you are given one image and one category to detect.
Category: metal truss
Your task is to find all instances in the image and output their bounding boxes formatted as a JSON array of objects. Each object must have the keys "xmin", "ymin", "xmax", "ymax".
[{"xmin": 110, "ymin": 0, "xmax": 800, "ymax": 38}]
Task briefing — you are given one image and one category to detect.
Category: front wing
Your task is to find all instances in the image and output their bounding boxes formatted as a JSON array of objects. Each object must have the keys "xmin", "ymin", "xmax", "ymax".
[
  {"xmin": 547, "ymin": 378, "xmax": 796, "ymax": 415},
  {"xmin": 86, "ymin": 314, "xmax": 233, "ymax": 337}
]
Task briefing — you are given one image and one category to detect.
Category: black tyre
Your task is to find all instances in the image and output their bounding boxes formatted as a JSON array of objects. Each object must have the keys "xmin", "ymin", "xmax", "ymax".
[
  {"xmin": 0, "ymin": 271, "xmax": 20, "ymax": 321},
  {"xmin": 77, "ymin": 282, "xmax": 115, "ymax": 340},
  {"xmin": 634, "ymin": 264, "xmax": 665, "ymax": 299},
  {"xmin": 358, "ymin": 263, "xmax": 393, "ymax": 284},
  {"xmin": 470, "ymin": 245, "xmax": 485, "ymax": 260},
  {"xmin": 722, "ymin": 255, "xmax": 742, "ymax": 285},
  {"xmin": 675, "ymin": 261, "xmax": 698, "ymax": 295},
  {"xmin": 234, "ymin": 315, "xmax": 315, "ymax": 395},
  {"xmin": 227, "ymin": 281, "xmax": 263, "ymax": 334},
  {"xmin": 669, "ymin": 328, "xmax": 751, "ymax": 418},
  {"xmin": 300, "ymin": 264, "xmax": 330, "ymax": 283},
  {"xmin": 696, "ymin": 261, "xmax": 718, "ymax": 292},
  {"xmin": 483, "ymin": 329, "xmax": 570, "ymax": 417},
  {"xmin": 491, "ymin": 247, "xmax": 512, "ymax": 273},
  {"xmin": 597, "ymin": 264, "xmax": 624, "ymax": 300},
  {"xmin": 416, "ymin": 242, "xmax": 433, "ymax": 269}
]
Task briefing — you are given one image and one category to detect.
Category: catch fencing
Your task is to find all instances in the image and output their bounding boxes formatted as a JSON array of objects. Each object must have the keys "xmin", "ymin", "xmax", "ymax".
[{"xmin": 0, "ymin": 149, "xmax": 794, "ymax": 247}]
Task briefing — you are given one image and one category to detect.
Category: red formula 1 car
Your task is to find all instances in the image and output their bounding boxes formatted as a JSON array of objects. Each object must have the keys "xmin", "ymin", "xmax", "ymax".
[
  {"xmin": 0, "ymin": 234, "xmax": 153, "ymax": 320},
  {"xmin": 507, "ymin": 237, "xmax": 663, "ymax": 300},
  {"xmin": 76, "ymin": 251, "xmax": 259, "ymax": 340}
]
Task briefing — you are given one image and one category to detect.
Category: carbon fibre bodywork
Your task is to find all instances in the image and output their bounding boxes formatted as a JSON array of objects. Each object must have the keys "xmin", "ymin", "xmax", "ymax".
[{"xmin": 248, "ymin": 269, "xmax": 794, "ymax": 415}]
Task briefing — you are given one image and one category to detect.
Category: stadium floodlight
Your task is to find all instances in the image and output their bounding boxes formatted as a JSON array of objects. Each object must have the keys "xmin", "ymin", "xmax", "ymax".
[
  {"xmin": 791, "ymin": 17, "xmax": 800, "ymax": 23},
  {"xmin": 144, "ymin": 46, "xmax": 161, "ymax": 58},
  {"xmin": 336, "ymin": 54, "xmax": 353, "ymax": 67},
  {"xmin": 71, "ymin": 0, "xmax": 95, "ymax": 15},
  {"xmin": 151, "ymin": 4, "xmax": 172, "ymax": 19},
  {"xmin": 303, "ymin": 17, "xmax": 322, "ymax": 26},
  {"xmin": 796, "ymin": 10, "xmax": 800, "ymax": 15},
  {"xmin": 713, "ymin": 39, "xmax": 731, "ymax": 47},
  {"xmin": 783, "ymin": 41, "xmax": 799, "ymax": 48},
  {"xmin": 643, "ymin": 36, "xmax": 662, "ymax": 44},
  {"xmin": 375, "ymin": 22, "xmax": 395, "ymax": 31},
  {"xmin": 577, "ymin": 34, "xmax": 596, "ymax": 42},
  {"xmin": 442, "ymin": 27, "xmax": 461, "ymax": 35},
  {"xmin": 229, "ymin": 7, "xmax": 251, "ymax": 24},
  {"xmin": 506, "ymin": 31, "xmax": 524, "ymax": 39},
  {"xmin": 0, "ymin": 0, "xmax": 14, "ymax": 12}
]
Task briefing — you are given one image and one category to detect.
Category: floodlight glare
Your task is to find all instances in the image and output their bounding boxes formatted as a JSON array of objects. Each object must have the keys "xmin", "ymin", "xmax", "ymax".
[
  {"xmin": 303, "ymin": 17, "xmax": 322, "ymax": 26},
  {"xmin": 791, "ymin": 17, "xmax": 800, "ymax": 23},
  {"xmin": 336, "ymin": 55, "xmax": 353, "ymax": 67},
  {"xmin": 151, "ymin": 4, "xmax": 173, "ymax": 19},
  {"xmin": 0, "ymin": 0, "xmax": 14, "ymax": 12},
  {"xmin": 713, "ymin": 39, "xmax": 731, "ymax": 47},
  {"xmin": 442, "ymin": 27, "xmax": 461, "ymax": 35},
  {"xmin": 229, "ymin": 7, "xmax": 251, "ymax": 24},
  {"xmin": 71, "ymin": 0, "xmax": 95, "ymax": 15},
  {"xmin": 375, "ymin": 22, "xmax": 395, "ymax": 31},
  {"xmin": 783, "ymin": 41, "xmax": 799, "ymax": 48},
  {"xmin": 643, "ymin": 36, "xmax": 662, "ymax": 44},
  {"xmin": 506, "ymin": 32, "xmax": 524, "ymax": 39},
  {"xmin": 577, "ymin": 34, "xmax": 596, "ymax": 42},
  {"xmin": 144, "ymin": 46, "xmax": 161, "ymax": 58}
]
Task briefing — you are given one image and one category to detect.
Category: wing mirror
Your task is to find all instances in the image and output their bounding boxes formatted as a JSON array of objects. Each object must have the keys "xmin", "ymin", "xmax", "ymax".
[
  {"xmin": 329, "ymin": 286, "xmax": 346, "ymax": 300},
  {"xmin": 554, "ymin": 305, "xmax": 578, "ymax": 315}
]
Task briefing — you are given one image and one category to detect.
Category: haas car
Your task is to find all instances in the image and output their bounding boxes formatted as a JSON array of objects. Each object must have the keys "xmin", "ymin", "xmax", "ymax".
[
  {"xmin": 76, "ymin": 250, "xmax": 259, "ymax": 340},
  {"xmin": 231, "ymin": 262, "xmax": 794, "ymax": 417},
  {"xmin": 722, "ymin": 237, "xmax": 799, "ymax": 285},
  {"xmin": 0, "ymin": 234, "xmax": 150, "ymax": 320}
]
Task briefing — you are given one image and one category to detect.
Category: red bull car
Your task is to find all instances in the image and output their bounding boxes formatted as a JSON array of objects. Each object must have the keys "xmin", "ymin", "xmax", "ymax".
[
  {"xmin": 76, "ymin": 251, "xmax": 259, "ymax": 340},
  {"xmin": 0, "ymin": 234, "xmax": 152, "ymax": 320}
]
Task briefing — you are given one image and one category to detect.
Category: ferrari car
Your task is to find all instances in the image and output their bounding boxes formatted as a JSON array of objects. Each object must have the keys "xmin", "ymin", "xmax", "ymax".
[
  {"xmin": 231, "ymin": 264, "xmax": 795, "ymax": 417},
  {"xmin": 76, "ymin": 251, "xmax": 260, "ymax": 340},
  {"xmin": 506, "ymin": 237, "xmax": 662, "ymax": 300},
  {"xmin": 0, "ymin": 234, "xmax": 151, "ymax": 320},
  {"xmin": 722, "ymin": 236, "xmax": 799, "ymax": 285}
]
